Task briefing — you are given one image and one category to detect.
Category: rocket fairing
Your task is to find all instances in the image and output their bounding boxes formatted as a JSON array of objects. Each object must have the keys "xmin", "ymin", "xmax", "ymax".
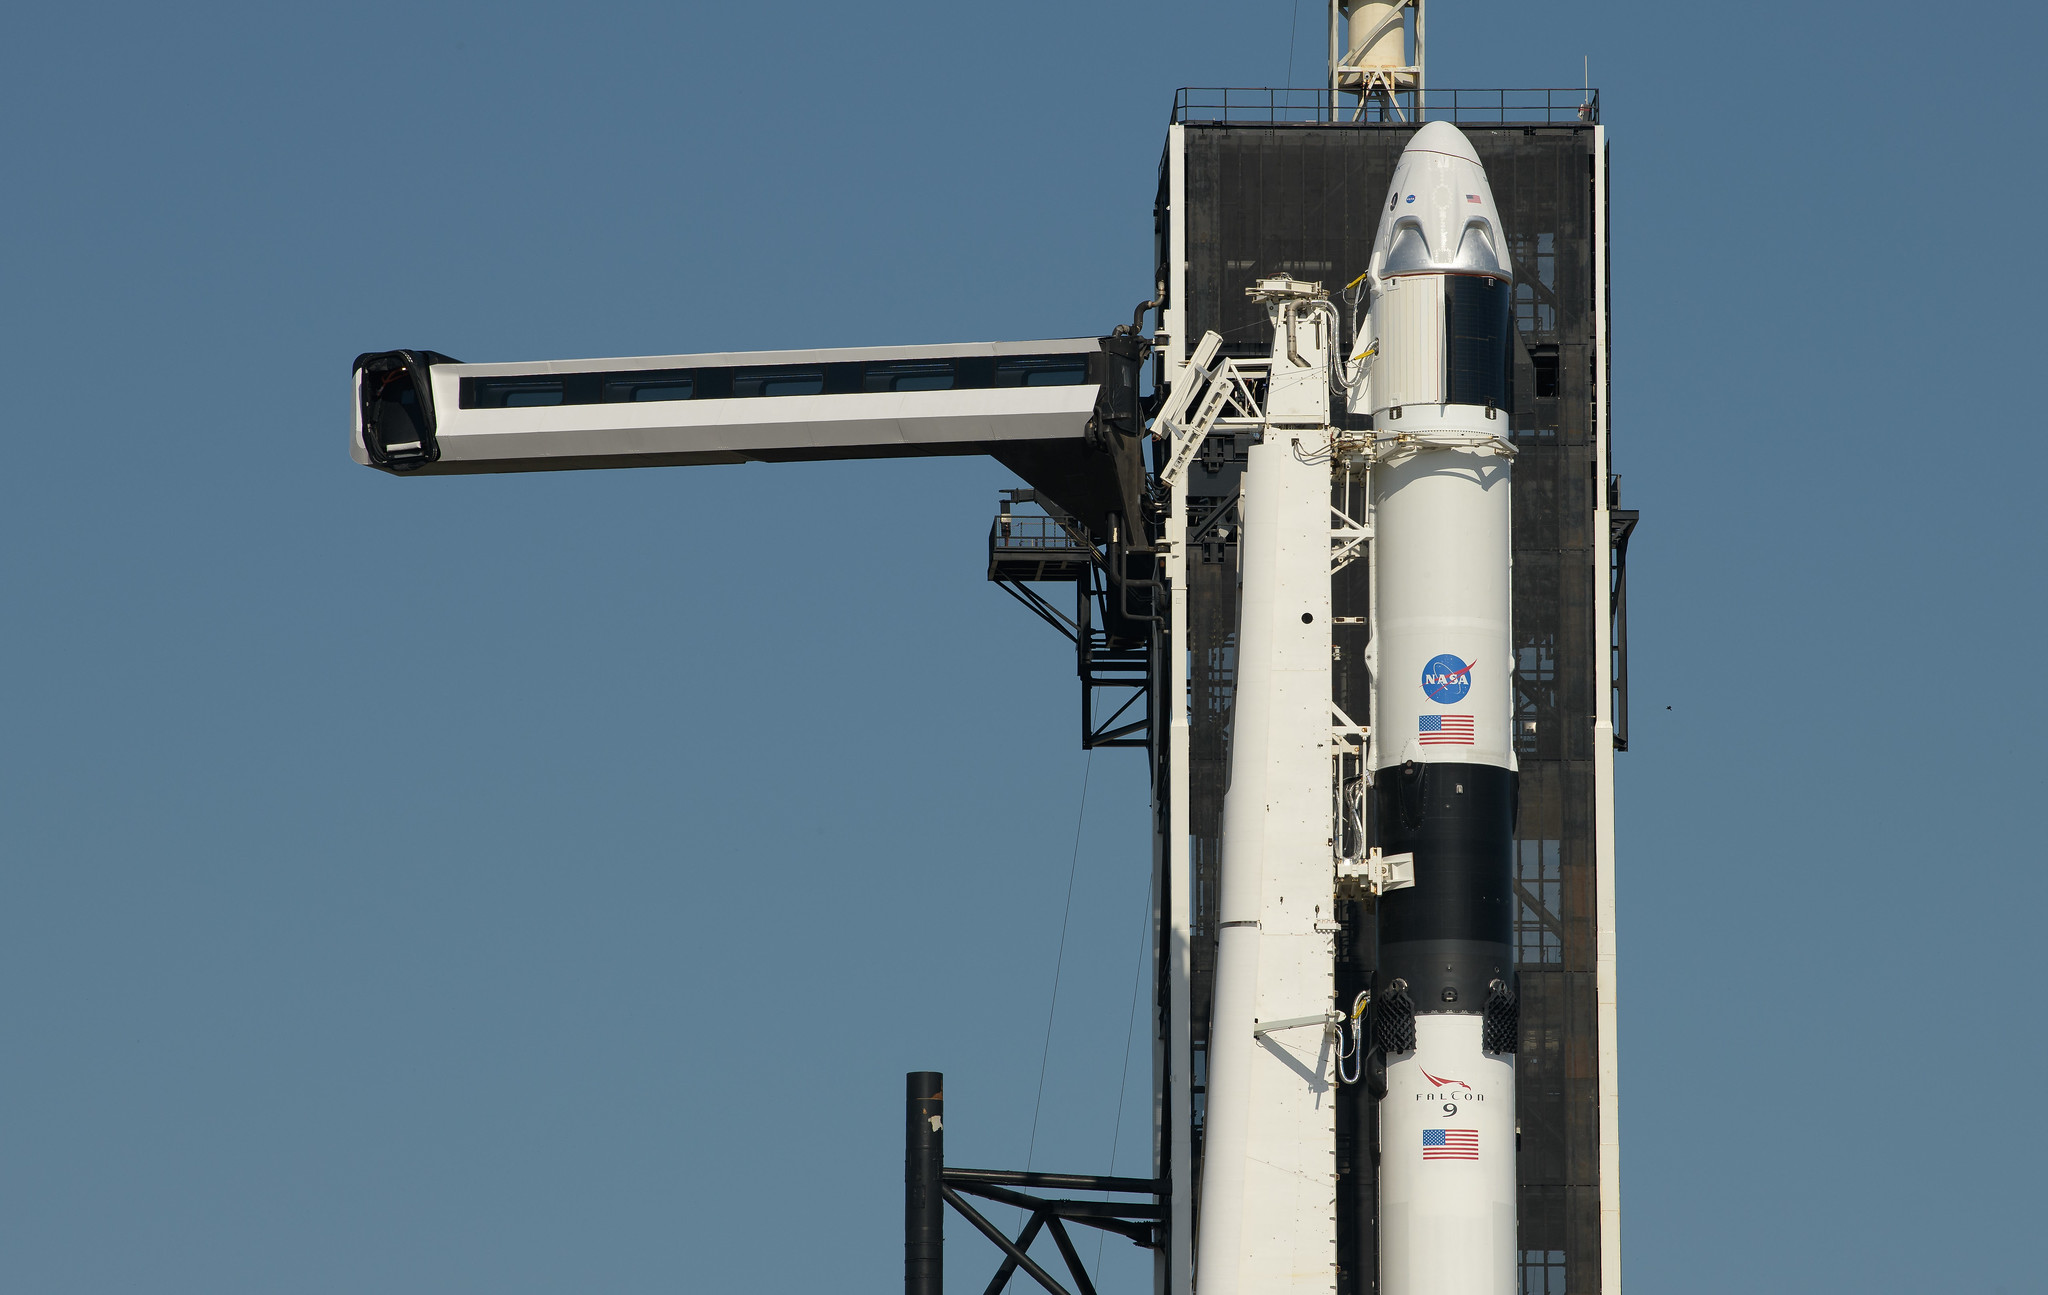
[{"xmin": 1357, "ymin": 121, "xmax": 1520, "ymax": 1295}]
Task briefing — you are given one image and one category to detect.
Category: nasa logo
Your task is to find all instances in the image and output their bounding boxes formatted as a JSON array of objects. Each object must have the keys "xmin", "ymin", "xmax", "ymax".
[
  {"xmin": 1421, "ymin": 654, "xmax": 1475, "ymax": 704},
  {"xmin": 1405, "ymin": 193, "xmax": 1416, "ymax": 204}
]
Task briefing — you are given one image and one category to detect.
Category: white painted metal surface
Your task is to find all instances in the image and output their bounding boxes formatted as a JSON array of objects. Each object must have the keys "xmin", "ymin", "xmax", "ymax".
[
  {"xmin": 1336, "ymin": 848, "xmax": 1415, "ymax": 895},
  {"xmin": 1364, "ymin": 275, "xmax": 1443, "ymax": 415},
  {"xmin": 350, "ymin": 339, "xmax": 1104, "ymax": 471},
  {"xmin": 1590, "ymin": 123, "xmax": 1624, "ymax": 1295},
  {"xmin": 1378, "ymin": 1016, "xmax": 1516, "ymax": 1293},
  {"xmin": 1361, "ymin": 123, "xmax": 1518, "ymax": 1295},
  {"xmin": 1369, "ymin": 444, "xmax": 1514, "ymax": 772},
  {"xmin": 1194, "ymin": 281, "xmax": 1340, "ymax": 1295},
  {"xmin": 1361, "ymin": 123, "xmax": 1517, "ymax": 780},
  {"xmin": 1163, "ymin": 120, "xmax": 1197, "ymax": 1295},
  {"xmin": 1330, "ymin": 0, "xmax": 1424, "ymax": 120},
  {"xmin": 1252, "ymin": 1012, "xmax": 1345, "ymax": 1040},
  {"xmin": 1342, "ymin": 1, "xmax": 1417, "ymax": 78}
]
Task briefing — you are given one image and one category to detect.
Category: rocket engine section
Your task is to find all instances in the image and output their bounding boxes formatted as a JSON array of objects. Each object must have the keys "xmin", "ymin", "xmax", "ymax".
[{"xmin": 1357, "ymin": 121, "xmax": 1520, "ymax": 1295}]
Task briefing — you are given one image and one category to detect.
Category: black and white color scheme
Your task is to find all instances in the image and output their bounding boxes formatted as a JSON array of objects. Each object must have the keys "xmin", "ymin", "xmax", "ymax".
[
  {"xmin": 1355, "ymin": 121, "xmax": 1520, "ymax": 1295},
  {"xmin": 1153, "ymin": 119, "xmax": 1522, "ymax": 1295}
]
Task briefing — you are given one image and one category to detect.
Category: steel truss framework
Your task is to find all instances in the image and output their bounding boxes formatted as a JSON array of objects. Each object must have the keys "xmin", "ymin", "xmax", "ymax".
[
  {"xmin": 907, "ymin": 1074, "xmax": 1165, "ymax": 1295},
  {"xmin": 943, "ymin": 1170, "xmax": 1166, "ymax": 1295},
  {"xmin": 988, "ymin": 491, "xmax": 1158, "ymax": 750}
]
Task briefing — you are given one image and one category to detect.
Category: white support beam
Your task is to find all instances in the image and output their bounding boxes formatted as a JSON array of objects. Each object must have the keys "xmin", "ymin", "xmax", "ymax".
[
  {"xmin": 1159, "ymin": 473, "xmax": 1191, "ymax": 1295},
  {"xmin": 1162, "ymin": 120, "xmax": 1195, "ymax": 1295},
  {"xmin": 351, "ymin": 339, "xmax": 1106, "ymax": 475},
  {"xmin": 1590, "ymin": 123, "xmax": 1624, "ymax": 1295}
]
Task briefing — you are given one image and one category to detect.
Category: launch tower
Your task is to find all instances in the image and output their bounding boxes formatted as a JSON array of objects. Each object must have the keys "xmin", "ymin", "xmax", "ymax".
[
  {"xmin": 1142, "ymin": 86, "xmax": 1628, "ymax": 1295},
  {"xmin": 345, "ymin": 8, "xmax": 1632, "ymax": 1293}
]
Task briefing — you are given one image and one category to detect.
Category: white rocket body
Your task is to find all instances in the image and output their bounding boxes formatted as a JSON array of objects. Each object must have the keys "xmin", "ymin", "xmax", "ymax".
[
  {"xmin": 1196, "ymin": 285, "xmax": 1341, "ymax": 1295},
  {"xmin": 1379, "ymin": 1018, "xmax": 1517, "ymax": 1294},
  {"xmin": 1360, "ymin": 121, "xmax": 1519, "ymax": 1295}
]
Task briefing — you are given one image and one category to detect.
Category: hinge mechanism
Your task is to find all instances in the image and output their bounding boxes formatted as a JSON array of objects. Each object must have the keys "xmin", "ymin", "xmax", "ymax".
[{"xmin": 1337, "ymin": 847, "xmax": 1415, "ymax": 899}]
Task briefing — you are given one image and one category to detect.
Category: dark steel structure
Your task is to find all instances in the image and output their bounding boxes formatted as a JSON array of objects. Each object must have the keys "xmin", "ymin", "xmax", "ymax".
[
  {"xmin": 907, "ymin": 1073, "xmax": 945, "ymax": 1295},
  {"xmin": 907, "ymin": 1072, "xmax": 1167, "ymax": 1295}
]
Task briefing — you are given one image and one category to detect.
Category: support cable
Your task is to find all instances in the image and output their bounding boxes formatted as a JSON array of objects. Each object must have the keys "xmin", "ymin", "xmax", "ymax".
[
  {"xmin": 1094, "ymin": 864, "xmax": 1156, "ymax": 1280},
  {"xmin": 1026, "ymin": 750, "xmax": 1095, "ymax": 1177},
  {"xmin": 1286, "ymin": 0, "xmax": 1302, "ymax": 88}
]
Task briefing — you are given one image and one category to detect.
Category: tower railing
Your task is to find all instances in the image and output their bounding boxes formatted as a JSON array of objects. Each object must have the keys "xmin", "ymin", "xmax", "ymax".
[{"xmin": 1171, "ymin": 86, "xmax": 1598, "ymax": 126}]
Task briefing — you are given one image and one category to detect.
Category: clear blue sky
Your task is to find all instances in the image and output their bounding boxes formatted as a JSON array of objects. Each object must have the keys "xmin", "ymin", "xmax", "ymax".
[{"xmin": 2, "ymin": 3, "xmax": 2043, "ymax": 1292}]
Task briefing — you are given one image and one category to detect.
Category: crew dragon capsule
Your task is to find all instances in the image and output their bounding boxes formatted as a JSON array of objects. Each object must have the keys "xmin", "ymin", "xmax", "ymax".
[{"xmin": 1354, "ymin": 120, "xmax": 1521, "ymax": 1295}]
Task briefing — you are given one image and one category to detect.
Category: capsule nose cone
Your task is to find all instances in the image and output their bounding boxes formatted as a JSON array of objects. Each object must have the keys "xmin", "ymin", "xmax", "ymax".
[
  {"xmin": 1404, "ymin": 120, "xmax": 1480, "ymax": 163},
  {"xmin": 1369, "ymin": 118, "xmax": 1511, "ymax": 282}
]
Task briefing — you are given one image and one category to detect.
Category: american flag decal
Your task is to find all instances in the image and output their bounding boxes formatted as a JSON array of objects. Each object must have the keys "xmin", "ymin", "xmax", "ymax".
[
  {"xmin": 1419, "ymin": 714, "xmax": 1475, "ymax": 745},
  {"xmin": 1423, "ymin": 1128, "xmax": 1479, "ymax": 1160},
  {"xmin": 1466, "ymin": 193, "xmax": 1482, "ymax": 203}
]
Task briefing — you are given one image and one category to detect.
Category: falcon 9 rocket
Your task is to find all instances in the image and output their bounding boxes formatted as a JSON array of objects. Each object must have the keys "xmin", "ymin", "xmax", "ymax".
[{"xmin": 1354, "ymin": 120, "xmax": 1520, "ymax": 1295}]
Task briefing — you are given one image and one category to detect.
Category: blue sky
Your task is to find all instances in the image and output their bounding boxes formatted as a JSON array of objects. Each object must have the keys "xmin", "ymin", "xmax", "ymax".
[{"xmin": 2, "ymin": 3, "xmax": 2044, "ymax": 1292}]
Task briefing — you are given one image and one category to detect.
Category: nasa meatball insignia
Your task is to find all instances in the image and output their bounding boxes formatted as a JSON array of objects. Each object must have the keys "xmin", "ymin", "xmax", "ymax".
[{"xmin": 1420, "ymin": 654, "xmax": 1475, "ymax": 704}]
